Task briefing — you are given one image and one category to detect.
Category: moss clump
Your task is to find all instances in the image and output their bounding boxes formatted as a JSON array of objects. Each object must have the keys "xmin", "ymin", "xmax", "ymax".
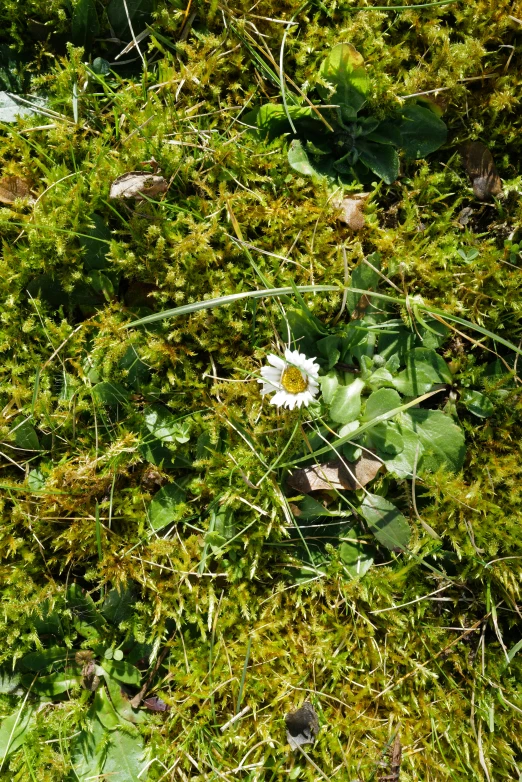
[{"xmin": 1, "ymin": 0, "xmax": 522, "ymax": 779}]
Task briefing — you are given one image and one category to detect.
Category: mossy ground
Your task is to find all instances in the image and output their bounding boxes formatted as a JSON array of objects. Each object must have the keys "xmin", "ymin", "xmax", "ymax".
[{"xmin": 1, "ymin": 0, "xmax": 522, "ymax": 779}]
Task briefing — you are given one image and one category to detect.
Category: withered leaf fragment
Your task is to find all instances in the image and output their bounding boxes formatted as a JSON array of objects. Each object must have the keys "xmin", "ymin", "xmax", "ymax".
[
  {"xmin": 333, "ymin": 193, "xmax": 369, "ymax": 231},
  {"xmin": 143, "ymin": 695, "xmax": 170, "ymax": 712},
  {"xmin": 109, "ymin": 172, "xmax": 168, "ymax": 200},
  {"xmin": 288, "ymin": 454, "xmax": 383, "ymax": 494},
  {"xmin": 0, "ymin": 176, "xmax": 33, "ymax": 205},
  {"xmin": 285, "ymin": 701, "xmax": 319, "ymax": 750},
  {"xmin": 75, "ymin": 650, "xmax": 100, "ymax": 691},
  {"xmin": 461, "ymin": 142, "xmax": 502, "ymax": 201},
  {"xmin": 379, "ymin": 734, "xmax": 402, "ymax": 782}
]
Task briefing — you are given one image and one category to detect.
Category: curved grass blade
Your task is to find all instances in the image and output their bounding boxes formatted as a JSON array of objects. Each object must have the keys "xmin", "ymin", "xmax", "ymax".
[{"xmin": 124, "ymin": 284, "xmax": 522, "ymax": 359}]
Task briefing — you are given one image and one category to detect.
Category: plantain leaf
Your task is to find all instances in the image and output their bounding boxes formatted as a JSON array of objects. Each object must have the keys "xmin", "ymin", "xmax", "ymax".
[
  {"xmin": 317, "ymin": 43, "xmax": 369, "ymax": 116},
  {"xmin": 100, "ymin": 659, "xmax": 141, "ymax": 686},
  {"xmin": 72, "ymin": 0, "xmax": 100, "ymax": 50},
  {"xmin": 399, "ymin": 103, "xmax": 447, "ymax": 159},
  {"xmin": 360, "ymin": 494, "xmax": 411, "ymax": 551},
  {"xmin": 0, "ymin": 704, "xmax": 36, "ymax": 763}
]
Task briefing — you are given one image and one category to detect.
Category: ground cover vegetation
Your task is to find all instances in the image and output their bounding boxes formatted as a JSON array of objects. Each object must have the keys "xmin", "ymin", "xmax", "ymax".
[{"xmin": 0, "ymin": 0, "xmax": 522, "ymax": 779}]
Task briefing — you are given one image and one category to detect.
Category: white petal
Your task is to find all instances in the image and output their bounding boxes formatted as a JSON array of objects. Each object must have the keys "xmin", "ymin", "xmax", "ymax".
[
  {"xmin": 292, "ymin": 391, "xmax": 309, "ymax": 407},
  {"xmin": 267, "ymin": 354, "xmax": 286, "ymax": 369},
  {"xmin": 270, "ymin": 391, "xmax": 288, "ymax": 408}
]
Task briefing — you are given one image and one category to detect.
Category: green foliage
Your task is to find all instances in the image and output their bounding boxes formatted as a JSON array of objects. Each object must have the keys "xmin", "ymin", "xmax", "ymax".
[
  {"xmin": 1, "ymin": 0, "xmax": 522, "ymax": 778},
  {"xmin": 248, "ymin": 43, "xmax": 447, "ymax": 185}
]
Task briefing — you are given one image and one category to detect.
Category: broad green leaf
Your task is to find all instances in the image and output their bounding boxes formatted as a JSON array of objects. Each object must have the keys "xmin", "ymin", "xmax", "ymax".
[
  {"xmin": 0, "ymin": 669, "xmax": 20, "ymax": 694},
  {"xmin": 88, "ymin": 270, "xmax": 115, "ymax": 300},
  {"xmin": 399, "ymin": 104, "xmax": 447, "ymax": 159},
  {"xmin": 92, "ymin": 57, "xmax": 111, "ymax": 76},
  {"xmin": 247, "ymin": 103, "xmax": 315, "ymax": 138},
  {"xmin": 363, "ymin": 388, "xmax": 402, "ymax": 421},
  {"xmin": 392, "ymin": 348, "xmax": 452, "ymax": 396},
  {"xmin": 366, "ymin": 366, "xmax": 395, "ymax": 390},
  {"xmin": 356, "ymin": 139, "xmax": 399, "ymax": 184},
  {"xmin": 316, "ymin": 335, "xmax": 340, "ymax": 369},
  {"xmin": 288, "ymin": 139, "xmax": 322, "ymax": 178},
  {"xmin": 317, "ymin": 43, "xmax": 369, "ymax": 115},
  {"xmin": 346, "ymin": 252, "xmax": 381, "ymax": 314},
  {"xmin": 100, "ymin": 659, "xmax": 141, "ymax": 686},
  {"xmin": 107, "ymin": 0, "xmax": 155, "ymax": 40},
  {"xmin": 320, "ymin": 372, "xmax": 340, "ymax": 405},
  {"xmin": 119, "ymin": 346, "xmax": 150, "ymax": 389},
  {"xmin": 360, "ymin": 494, "xmax": 411, "ymax": 551},
  {"xmin": 102, "ymin": 587, "xmax": 137, "ymax": 625},
  {"xmin": 21, "ymin": 672, "xmax": 78, "ymax": 697},
  {"xmin": 93, "ymin": 382, "xmax": 129, "ymax": 406},
  {"xmin": 0, "ymin": 92, "xmax": 48, "ymax": 122},
  {"xmin": 364, "ymin": 421, "xmax": 404, "ymax": 456},
  {"xmin": 80, "ymin": 214, "xmax": 111, "ymax": 271},
  {"xmin": 21, "ymin": 647, "xmax": 71, "ymax": 671},
  {"xmin": 105, "ymin": 676, "xmax": 145, "ymax": 724},
  {"xmin": 93, "ymin": 687, "xmax": 121, "ymax": 730},
  {"xmin": 148, "ymin": 483, "xmax": 187, "ymax": 530},
  {"xmin": 400, "ymin": 409, "xmax": 465, "ymax": 473},
  {"xmin": 379, "ymin": 423, "xmax": 422, "ymax": 479},
  {"xmin": 70, "ymin": 710, "xmax": 106, "ymax": 781},
  {"xmin": 340, "ymin": 528, "xmax": 374, "ymax": 577},
  {"xmin": 72, "ymin": 0, "xmax": 100, "ymax": 50},
  {"xmin": 139, "ymin": 428, "xmax": 177, "ymax": 469},
  {"xmin": 67, "ymin": 583, "xmax": 107, "ymax": 639},
  {"xmin": 11, "ymin": 418, "xmax": 40, "ymax": 451},
  {"xmin": 27, "ymin": 467, "xmax": 46, "ymax": 490},
  {"xmin": 0, "ymin": 705, "xmax": 35, "ymax": 763},
  {"xmin": 378, "ymin": 320, "xmax": 449, "ymax": 361},
  {"xmin": 143, "ymin": 404, "xmax": 190, "ymax": 444},
  {"xmin": 101, "ymin": 726, "xmax": 147, "ymax": 782},
  {"xmin": 461, "ymin": 390, "xmax": 494, "ymax": 418},
  {"xmin": 329, "ymin": 377, "xmax": 365, "ymax": 424},
  {"xmin": 366, "ymin": 120, "xmax": 402, "ymax": 146},
  {"xmin": 205, "ymin": 507, "xmax": 237, "ymax": 554}
]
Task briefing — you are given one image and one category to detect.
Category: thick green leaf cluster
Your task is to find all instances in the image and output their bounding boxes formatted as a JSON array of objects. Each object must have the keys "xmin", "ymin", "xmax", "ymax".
[{"xmin": 249, "ymin": 43, "xmax": 447, "ymax": 185}]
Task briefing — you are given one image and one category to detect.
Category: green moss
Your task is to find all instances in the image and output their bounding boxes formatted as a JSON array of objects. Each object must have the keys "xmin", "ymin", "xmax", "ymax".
[{"xmin": 0, "ymin": 0, "xmax": 522, "ymax": 779}]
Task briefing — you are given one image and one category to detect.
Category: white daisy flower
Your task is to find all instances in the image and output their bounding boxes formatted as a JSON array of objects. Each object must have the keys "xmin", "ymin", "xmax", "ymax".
[{"xmin": 258, "ymin": 349, "xmax": 320, "ymax": 410}]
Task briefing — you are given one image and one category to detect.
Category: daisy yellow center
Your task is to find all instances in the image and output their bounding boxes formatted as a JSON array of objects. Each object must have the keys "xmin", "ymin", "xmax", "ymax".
[{"xmin": 281, "ymin": 366, "xmax": 307, "ymax": 394}]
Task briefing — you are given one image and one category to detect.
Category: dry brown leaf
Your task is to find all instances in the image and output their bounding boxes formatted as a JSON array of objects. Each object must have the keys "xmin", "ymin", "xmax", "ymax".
[
  {"xmin": 379, "ymin": 734, "xmax": 402, "ymax": 782},
  {"xmin": 109, "ymin": 172, "xmax": 168, "ymax": 200},
  {"xmin": 0, "ymin": 176, "xmax": 33, "ymax": 205},
  {"xmin": 287, "ymin": 453, "xmax": 383, "ymax": 494},
  {"xmin": 461, "ymin": 142, "xmax": 502, "ymax": 201},
  {"xmin": 333, "ymin": 193, "xmax": 369, "ymax": 230}
]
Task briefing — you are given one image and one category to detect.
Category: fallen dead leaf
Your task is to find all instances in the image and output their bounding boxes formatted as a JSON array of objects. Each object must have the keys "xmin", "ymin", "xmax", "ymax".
[
  {"xmin": 461, "ymin": 141, "xmax": 502, "ymax": 201},
  {"xmin": 0, "ymin": 176, "xmax": 33, "ymax": 205},
  {"xmin": 109, "ymin": 171, "xmax": 168, "ymax": 200},
  {"xmin": 333, "ymin": 193, "xmax": 369, "ymax": 230},
  {"xmin": 379, "ymin": 734, "xmax": 402, "ymax": 782},
  {"xmin": 288, "ymin": 453, "xmax": 383, "ymax": 493},
  {"xmin": 142, "ymin": 695, "xmax": 170, "ymax": 712}
]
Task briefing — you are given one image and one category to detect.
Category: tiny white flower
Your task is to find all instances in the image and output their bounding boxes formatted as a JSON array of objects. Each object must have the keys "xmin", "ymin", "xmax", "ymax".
[{"xmin": 258, "ymin": 349, "xmax": 320, "ymax": 410}]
